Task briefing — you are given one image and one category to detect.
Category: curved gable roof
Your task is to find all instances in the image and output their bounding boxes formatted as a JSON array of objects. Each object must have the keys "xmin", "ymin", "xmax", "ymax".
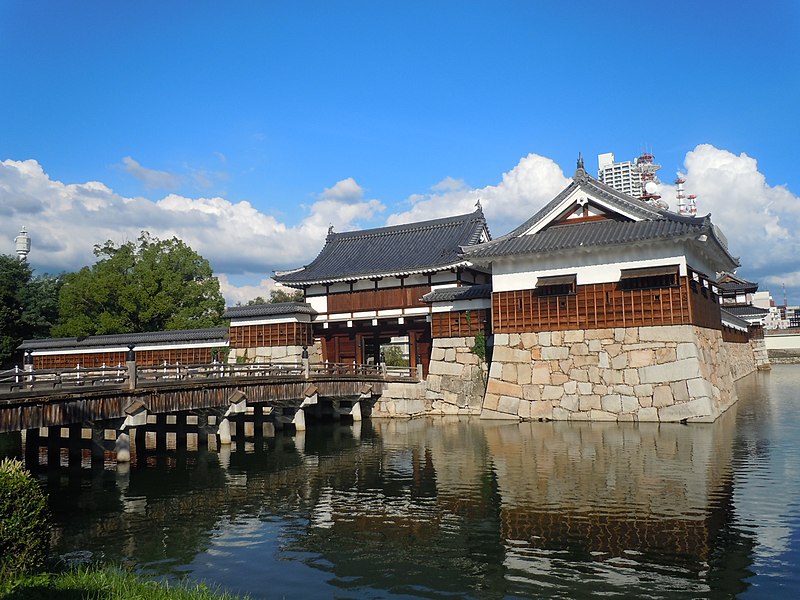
[{"xmin": 275, "ymin": 209, "xmax": 489, "ymax": 285}]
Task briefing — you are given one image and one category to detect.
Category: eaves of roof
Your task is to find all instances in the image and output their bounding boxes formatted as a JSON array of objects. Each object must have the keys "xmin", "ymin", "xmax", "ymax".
[
  {"xmin": 464, "ymin": 218, "xmax": 710, "ymax": 260},
  {"xmin": 223, "ymin": 302, "xmax": 316, "ymax": 319},
  {"xmin": 274, "ymin": 209, "xmax": 488, "ymax": 285},
  {"xmin": 18, "ymin": 328, "xmax": 229, "ymax": 352},
  {"xmin": 421, "ymin": 284, "xmax": 493, "ymax": 303}
]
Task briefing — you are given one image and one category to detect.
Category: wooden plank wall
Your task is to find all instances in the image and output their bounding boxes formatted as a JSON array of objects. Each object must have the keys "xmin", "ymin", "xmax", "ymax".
[
  {"xmin": 34, "ymin": 348, "xmax": 215, "ymax": 370},
  {"xmin": 327, "ymin": 284, "xmax": 431, "ymax": 313},
  {"xmin": 431, "ymin": 309, "xmax": 489, "ymax": 338},
  {"xmin": 493, "ymin": 275, "xmax": 722, "ymax": 334},
  {"xmin": 228, "ymin": 322, "xmax": 313, "ymax": 348}
]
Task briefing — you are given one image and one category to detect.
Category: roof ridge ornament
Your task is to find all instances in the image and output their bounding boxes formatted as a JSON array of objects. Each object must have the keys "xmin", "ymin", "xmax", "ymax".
[
  {"xmin": 574, "ymin": 152, "xmax": 588, "ymax": 184},
  {"xmin": 327, "ymin": 224, "xmax": 335, "ymax": 238},
  {"xmin": 475, "ymin": 198, "xmax": 482, "ymax": 212}
]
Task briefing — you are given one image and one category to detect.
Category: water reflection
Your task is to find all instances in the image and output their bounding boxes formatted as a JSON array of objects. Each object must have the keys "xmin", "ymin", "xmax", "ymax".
[{"xmin": 20, "ymin": 367, "xmax": 800, "ymax": 598}]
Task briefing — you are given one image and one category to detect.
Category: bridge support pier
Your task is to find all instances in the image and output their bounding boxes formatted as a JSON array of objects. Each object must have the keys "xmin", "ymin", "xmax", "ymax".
[
  {"xmin": 292, "ymin": 408, "xmax": 306, "ymax": 432},
  {"xmin": 24, "ymin": 429, "xmax": 40, "ymax": 469},
  {"xmin": 115, "ymin": 432, "xmax": 131, "ymax": 463},
  {"xmin": 218, "ymin": 418, "xmax": 232, "ymax": 445}
]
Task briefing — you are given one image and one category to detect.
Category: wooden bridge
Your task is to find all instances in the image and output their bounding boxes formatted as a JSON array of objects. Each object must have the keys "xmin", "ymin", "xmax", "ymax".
[{"xmin": 0, "ymin": 361, "xmax": 420, "ymax": 467}]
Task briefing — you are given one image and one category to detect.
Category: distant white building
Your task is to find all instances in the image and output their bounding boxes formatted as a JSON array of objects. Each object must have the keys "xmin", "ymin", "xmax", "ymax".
[{"xmin": 597, "ymin": 152, "xmax": 643, "ymax": 198}]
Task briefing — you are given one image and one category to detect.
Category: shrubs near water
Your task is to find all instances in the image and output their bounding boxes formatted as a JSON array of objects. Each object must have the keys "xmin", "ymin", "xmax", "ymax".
[
  {"xmin": 0, "ymin": 458, "xmax": 50, "ymax": 583},
  {"xmin": 0, "ymin": 457, "xmax": 245, "ymax": 599}
]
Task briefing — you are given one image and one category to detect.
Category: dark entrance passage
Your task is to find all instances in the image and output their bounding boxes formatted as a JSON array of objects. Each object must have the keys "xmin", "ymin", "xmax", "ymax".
[{"xmin": 316, "ymin": 317, "xmax": 431, "ymax": 377}]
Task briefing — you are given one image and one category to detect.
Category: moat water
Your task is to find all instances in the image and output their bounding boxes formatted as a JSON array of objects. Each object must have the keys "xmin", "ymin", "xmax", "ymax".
[{"xmin": 4, "ymin": 365, "xmax": 800, "ymax": 598}]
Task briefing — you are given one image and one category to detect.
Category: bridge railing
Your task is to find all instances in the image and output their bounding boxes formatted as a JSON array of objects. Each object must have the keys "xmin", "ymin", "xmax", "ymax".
[
  {"xmin": 0, "ymin": 365, "xmax": 129, "ymax": 392},
  {"xmin": 136, "ymin": 361, "xmax": 306, "ymax": 382}
]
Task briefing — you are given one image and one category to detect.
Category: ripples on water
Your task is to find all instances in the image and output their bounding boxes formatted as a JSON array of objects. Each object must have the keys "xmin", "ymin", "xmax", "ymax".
[{"xmin": 3, "ymin": 366, "xmax": 800, "ymax": 598}]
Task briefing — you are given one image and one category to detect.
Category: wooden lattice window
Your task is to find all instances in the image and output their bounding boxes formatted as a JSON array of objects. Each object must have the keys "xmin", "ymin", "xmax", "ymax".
[
  {"xmin": 535, "ymin": 274, "xmax": 576, "ymax": 297},
  {"xmin": 619, "ymin": 265, "xmax": 679, "ymax": 291}
]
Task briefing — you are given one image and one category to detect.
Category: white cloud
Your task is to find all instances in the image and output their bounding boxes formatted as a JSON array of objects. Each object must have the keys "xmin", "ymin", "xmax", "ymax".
[
  {"xmin": 216, "ymin": 275, "xmax": 277, "ymax": 306},
  {"xmin": 0, "ymin": 160, "xmax": 384, "ymax": 305},
  {"xmin": 387, "ymin": 153, "xmax": 571, "ymax": 236},
  {"xmin": 652, "ymin": 145, "xmax": 800, "ymax": 301},
  {"xmin": 2, "ymin": 145, "xmax": 799, "ymax": 306},
  {"xmin": 122, "ymin": 156, "xmax": 182, "ymax": 190}
]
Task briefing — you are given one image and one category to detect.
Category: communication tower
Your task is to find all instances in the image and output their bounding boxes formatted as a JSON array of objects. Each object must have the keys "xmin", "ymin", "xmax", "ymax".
[
  {"xmin": 15, "ymin": 227, "xmax": 31, "ymax": 262},
  {"xmin": 635, "ymin": 153, "xmax": 668, "ymax": 209},
  {"xmin": 687, "ymin": 194, "xmax": 697, "ymax": 216},
  {"xmin": 675, "ymin": 177, "xmax": 687, "ymax": 215}
]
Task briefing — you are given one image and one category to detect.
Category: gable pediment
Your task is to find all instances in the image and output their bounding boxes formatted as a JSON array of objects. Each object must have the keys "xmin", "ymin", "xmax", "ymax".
[{"xmin": 521, "ymin": 185, "xmax": 642, "ymax": 236}]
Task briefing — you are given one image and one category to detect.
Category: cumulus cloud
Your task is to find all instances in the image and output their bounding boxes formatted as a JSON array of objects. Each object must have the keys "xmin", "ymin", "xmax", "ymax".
[
  {"xmin": 0, "ymin": 160, "xmax": 384, "ymax": 304},
  {"xmin": 216, "ymin": 275, "xmax": 278, "ymax": 306},
  {"xmin": 122, "ymin": 156, "xmax": 182, "ymax": 190},
  {"xmin": 387, "ymin": 153, "xmax": 571, "ymax": 236},
  {"xmin": 2, "ymin": 145, "xmax": 798, "ymax": 305},
  {"xmin": 653, "ymin": 145, "xmax": 800, "ymax": 301}
]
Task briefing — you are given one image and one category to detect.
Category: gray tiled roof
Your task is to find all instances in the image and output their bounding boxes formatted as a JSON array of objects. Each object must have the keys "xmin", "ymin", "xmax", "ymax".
[
  {"xmin": 719, "ymin": 281, "xmax": 758, "ymax": 293},
  {"xmin": 462, "ymin": 171, "xmax": 738, "ymax": 269},
  {"xmin": 421, "ymin": 284, "xmax": 492, "ymax": 303},
  {"xmin": 720, "ymin": 308, "xmax": 751, "ymax": 330},
  {"xmin": 274, "ymin": 209, "xmax": 489, "ymax": 285},
  {"xmin": 223, "ymin": 302, "xmax": 316, "ymax": 319},
  {"xmin": 722, "ymin": 305, "xmax": 770, "ymax": 318},
  {"xmin": 18, "ymin": 328, "xmax": 228, "ymax": 352},
  {"xmin": 465, "ymin": 218, "xmax": 711, "ymax": 258}
]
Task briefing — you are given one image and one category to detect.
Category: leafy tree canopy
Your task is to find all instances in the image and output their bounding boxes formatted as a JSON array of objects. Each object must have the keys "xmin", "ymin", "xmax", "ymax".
[
  {"xmin": 244, "ymin": 287, "xmax": 304, "ymax": 306},
  {"xmin": 53, "ymin": 232, "xmax": 225, "ymax": 337},
  {"xmin": 0, "ymin": 256, "xmax": 62, "ymax": 368}
]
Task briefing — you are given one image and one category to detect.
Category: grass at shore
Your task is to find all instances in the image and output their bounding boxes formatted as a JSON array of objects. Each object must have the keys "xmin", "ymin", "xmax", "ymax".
[{"xmin": 0, "ymin": 566, "xmax": 249, "ymax": 600}]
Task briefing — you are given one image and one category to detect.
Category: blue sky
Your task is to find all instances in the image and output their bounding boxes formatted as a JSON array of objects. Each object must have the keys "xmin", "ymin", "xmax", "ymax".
[{"xmin": 1, "ymin": 1, "xmax": 799, "ymax": 304}]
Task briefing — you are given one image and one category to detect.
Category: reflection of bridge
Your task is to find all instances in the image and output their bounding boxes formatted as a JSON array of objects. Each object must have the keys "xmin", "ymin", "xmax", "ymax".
[{"xmin": 0, "ymin": 360, "xmax": 419, "ymax": 467}]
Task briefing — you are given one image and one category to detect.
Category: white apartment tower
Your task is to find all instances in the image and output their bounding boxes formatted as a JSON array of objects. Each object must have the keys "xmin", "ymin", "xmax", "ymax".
[{"xmin": 597, "ymin": 152, "xmax": 643, "ymax": 198}]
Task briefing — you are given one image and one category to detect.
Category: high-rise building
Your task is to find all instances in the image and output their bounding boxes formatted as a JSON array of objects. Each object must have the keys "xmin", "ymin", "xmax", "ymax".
[{"xmin": 597, "ymin": 152, "xmax": 643, "ymax": 198}]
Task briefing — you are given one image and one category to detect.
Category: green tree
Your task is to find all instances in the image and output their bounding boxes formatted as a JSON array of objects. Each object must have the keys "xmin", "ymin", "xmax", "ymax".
[
  {"xmin": 0, "ymin": 255, "xmax": 31, "ymax": 367},
  {"xmin": 242, "ymin": 288, "xmax": 303, "ymax": 306},
  {"xmin": 267, "ymin": 288, "xmax": 303, "ymax": 303},
  {"xmin": 54, "ymin": 232, "xmax": 225, "ymax": 337}
]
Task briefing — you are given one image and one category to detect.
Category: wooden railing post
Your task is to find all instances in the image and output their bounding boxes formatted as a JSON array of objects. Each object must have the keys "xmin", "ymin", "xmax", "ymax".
[{"xmin": 126, "ymin": 345, "xmax": 137, "ymax": 390}]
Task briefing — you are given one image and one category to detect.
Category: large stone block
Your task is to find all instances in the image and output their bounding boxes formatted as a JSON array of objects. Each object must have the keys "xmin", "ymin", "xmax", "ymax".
[
  {"xmin": 429, "ymin": 360, "xmax": 464, "ymax": 377},
  {"xmin": 579, "ymin": 395, "xmax": 601, "ymax": 411},
  {"xmin": 483, "ymin": 393, "xmax": 499, "ymax": 411},
  {"xmin": 493, "ymin": 345, "xmax": 532, "ymax": 364},
  {"xmin": 493, "ymin": 333, "xmax": 509, "ymax": 346},
  {"xmin": 628, "ymin": 349, "xmax": 655, "ymax": 368},
  {"xmin": 670, "ymin": 380, "xmax": 690, "ymax": 402},
  {"xmin": 634, "ymin": 383, "xmax": 653, "ymax": 398},
  {"xmin": 538, "ymin": 332, "xmax": 551, "ymax": 347},
  {"xmin": 497, "ymin": 395, "xmax": 521, "ymax": 415},
  {"xmin": 560, "ymin": 395, "xmax": 579, "ymax": 412},
  {"xmin": 480, "ymin": 408, "xmax": 521, "ymax": 420},
  {"xmin": 444, "ymin": 348, "xmax": 456, "ymax": 362},
  {"xmin": 564, "ymin": 380, "xmax": 577, "ymax": 394},
  {"xmin": 568, "ymin": 368, "xmax": 589, "ymax": 382},
  {"xmin": 611, "ymin": 353, "xmax": 628, "ymax": 370},
  {"xmin": 623, "ymin": 368, "xmax": 640, "ymax": 386},
  {"xmin": 520, "ymin": 333, "xmax": 538, "ymax": 349},
  {"xmin": 601, "ymin": 394, "xmax": 622, "ymax": 413},
  {"xmin": 652, "ymin": 385, "xmax": 674, "ymax": 407},
  {"xmin": 637, "ymin": 407, "xmax": 659, "ymax": 422},
  {"xmin": 501, "ymin": 363, "xmax": 518, "ymax": 383},
  {"xmin": 638, "ymin": 358, "xmax": 702, "ymax": 384},
  {"xmin": 529, "ymin": 401, "xmax": 553, "ymax": 420},
  {"xmin": 569, "ymin": 342, "xmax": 589, "ymax": 356},
  {"xmin": 488, "ymin": 361, "xmax": 502, "ymax": 380},
  {"xmin": 687, "ymin": 377, "xmax": 713, "ymax": 400},
  {"xmin": 517, "ymin": 399, "xmax": 531, "ymax": 419},
  {"xmin": 522, "ymin": 385, "xmax": 541, "ymax": 401},
  {"xmin": 542, "ymin": 385, "xmax": 565, "ymax": 400},
  {"xmin": 578, "ymin": 381, "xmax": 593, "ymax": 395},
  {"xmin": 551, "ymin": 372, "xmax": 569, "ymax": 385},
  {"xmin": 517, "ymin": 362, "xmax": 532, "ymax": 385},
  {"xmin": 655, "ymin": 347, "xmax": 678, "ymax": 364},
  {"xmin": 431, "ymin": 347, "xmax": 446, "ymax": 361},
  {"xmin": 486, "ymin": 378, "xmax": 523, "ymax": 398},
  {"xmin": 564, "ymin": 330, "xmax": 585, "ymax": 343},
  {"xmin": 531, "ymin": 366, "xmax": 552, "ymax": 384},
  {"xmin": 589, "ymin": 410, "xmax": 618, "ymax": 421},
  {"xmin": 541, "ymin": 346, "xmax": 570, "ymax": 360},
  {"xmin": 621, "ymin": 395, "xmax": 639, "ymax": 413},
  {"xmin": 658, "ymin": 397, "xmax": 713, "ymax": 422},
  {"xmin": 572, "ymin": 354, "xmax": 599, "ymax": 367},
  {"xmin": 551, "ymin": 407, "xmax": 571, "ymax": 420},
  {"xmin": 639, "ymin": 325, "xmax": 695, "ymax": 343},
  {"xmin": 585, "ymin": 328, "xmax": 614, "ymax": 340},
  {"xmin": 426, "ymin": 374, "xmax": 442, "ymax": 393}
]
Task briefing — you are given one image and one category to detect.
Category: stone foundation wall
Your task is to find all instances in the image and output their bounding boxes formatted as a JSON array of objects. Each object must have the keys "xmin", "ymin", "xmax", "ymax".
[
  {"xmin": 227, "ymin": 342, "xmax": 322, "ymax": 364},
  {"xmin": 373, "ymin": 336, "xmax": 488, "ymax": 417},
  {"xmin": 483, "ymin": 325, "xmax": 740, "ymax": 423}
]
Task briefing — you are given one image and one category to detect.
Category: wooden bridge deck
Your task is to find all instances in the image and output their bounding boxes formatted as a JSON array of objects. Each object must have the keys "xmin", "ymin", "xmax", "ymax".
[{"xmin": 0, "ymin": 361, "xmax": 419, "ymax": 433}]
